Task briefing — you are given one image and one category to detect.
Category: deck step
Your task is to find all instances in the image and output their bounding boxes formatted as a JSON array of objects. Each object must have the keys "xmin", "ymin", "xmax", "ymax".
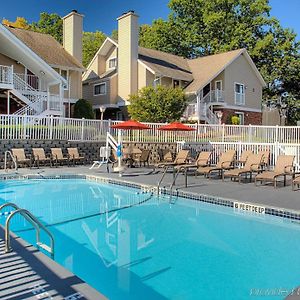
[{"xmin": 37, "ymin": 242, "xmax": 52, "ymax": 254}]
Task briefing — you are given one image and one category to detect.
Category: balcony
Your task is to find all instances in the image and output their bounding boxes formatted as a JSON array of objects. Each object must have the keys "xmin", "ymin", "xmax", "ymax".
[{"xmin": 202, "ymin": 89, "xmax": 225, "ymax": 104}]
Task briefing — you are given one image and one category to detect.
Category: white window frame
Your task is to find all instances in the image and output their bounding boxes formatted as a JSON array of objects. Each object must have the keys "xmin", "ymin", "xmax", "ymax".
[
  {"xmin": 94, "ymin": 82, "xmax": 107, "ymax": 96},
  {"xmin": 108, "ymin": 57, "xmax": 117, "ymax": 69},
  {"xmin": 215, "ymin": 80, "xmax": 223, "ymax": 102},
  {"xmin": 234, "ymin": 82, "xmax": 245, "ymax": 105},
  {"xmin": 235, "ymin": 111, "xmax": 245, "ymax": 125},
  {"xmin": 60, "ymin": 69, "xmax": 69, "ymax": 90}
]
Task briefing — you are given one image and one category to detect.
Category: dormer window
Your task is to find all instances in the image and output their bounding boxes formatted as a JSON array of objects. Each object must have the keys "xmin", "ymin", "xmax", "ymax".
[
  {"xmin": 109, "ymin": 58, "xmax": 117, "ymax": 69},
  {"xmin": 173, "ymin": 79, "xmax": 180, "ymax": 88}
]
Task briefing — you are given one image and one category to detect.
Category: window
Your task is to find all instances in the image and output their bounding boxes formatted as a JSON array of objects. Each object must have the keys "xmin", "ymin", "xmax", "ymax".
[
  {"xmin": 215, "ymin": 80, "xmax": 223, "ymax": 102},
  {"xmin": 60, "ymin": 69, "xmax": 68, "ymax": 90},
  {"xmin": 234, "ymin": 83, "xmax": 245, "ymax": 105},
  {"xmin": 94, "ymin": 83, "xmax": 106, "ymax": 96},
  {"xmin": 153, "ymin": 76, "xmax": 161, "ymax": 87},
  {"xmin": 235, "ymin": 112, "xmax": 245, "ymax": 125},
  {"xmin": 173, "ymin": 79, "xmax": 180, "ymax": 88},
  {"xmin": 109, "ymin": 58, "xmax": 117, "ymax": 69}
]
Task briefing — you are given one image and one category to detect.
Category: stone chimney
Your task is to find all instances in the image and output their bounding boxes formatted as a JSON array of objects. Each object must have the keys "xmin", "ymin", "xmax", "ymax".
[
  {"xmin": 62, "ymin": 10, "xmax": 83, "ymax": 64},
  {"xmin": 117, "ymin": 11, "xmax": 139, "ymax": 103}
]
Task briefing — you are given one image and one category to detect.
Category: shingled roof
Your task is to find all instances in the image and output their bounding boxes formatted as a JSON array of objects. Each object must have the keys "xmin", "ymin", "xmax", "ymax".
[
  {"xmin": 138, "ymin": 47, "xmax": 193, "ymax": 82},
  {"xmin": 7, "ymin": 26, "xmax": 84, "ymax": 70},
  {"xmin": 185, "ymin": 49, "xmax": 245, "ymax": 93}
]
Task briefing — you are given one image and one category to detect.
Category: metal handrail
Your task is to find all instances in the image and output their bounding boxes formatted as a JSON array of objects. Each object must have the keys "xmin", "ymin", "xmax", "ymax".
[
  {"xmin": 4, "ymin": 150, "xmax": 17, "ymax": 172},
  {"xmin": 5, "ymin": 208, "xmax": 55, "ymax": 259},
  {"xmin": 0, "ymin": 202, "xmax": 20, "ymax": 212}
]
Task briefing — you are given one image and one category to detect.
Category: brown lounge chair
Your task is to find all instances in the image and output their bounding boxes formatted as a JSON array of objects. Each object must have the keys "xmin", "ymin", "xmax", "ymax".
[
  {"xmin": 32, "ymin": 148, "xmax": 52, "ymax": 168},
  {"xmin": 255, "ymin": 155, "xmax": 295, "ymax": 188},
  {"xmin": 156, "ymin": 149, "xmax": 189, "ymax": 168},
  {"xmin": 236, "ymin": 150, "xmax": 253, "ymax": 166},
  {"xmin": 197, "ymin": 149, "xmax": 236, "ymax": 179},
  {"xmin": 292, "ymin": 175, "xmax": 300, "ymax": 191},
  {"xmin": 176, "ymin": 151, "xmax": 212, "ymax": 172},
  {"xmin": 222, "ymin": 153, "xmax": 263, "ymax": 183},
  {"xmin": 157, "ymin": 149, "xmax": 173, "ymax": 164},
  {"xmin": 133, "ymin": 149, "xmax": 151, "ymax": 167},
  {"xmin": 11, "ymin": 148, "xmax": 32, "ymax": 169},
  {"xmin": 51, "ymin": 148, "xmax": 69, "ymax": 167},
  {"xmin": 67, "ymin": 147, "xmax": 85, "ymax": 166},
  {"xmin": 257, "ymin": 150, "xmax": 270, "ymax": 170}
]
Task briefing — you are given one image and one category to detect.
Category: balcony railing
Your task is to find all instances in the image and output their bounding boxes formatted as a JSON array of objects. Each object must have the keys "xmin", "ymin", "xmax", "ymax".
[
  {"xmin": 202, "ymin": 90, "xmax": 225, "ymax": 103},
  {"xmin": 0, "ymin": 65, "xmax": 13, "ymax": 85}
]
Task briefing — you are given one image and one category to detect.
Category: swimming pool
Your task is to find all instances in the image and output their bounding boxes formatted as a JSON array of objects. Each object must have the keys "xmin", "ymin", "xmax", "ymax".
[{"xmin": 1, "ymin": 178, "xmax": 300, "ymax": 299}]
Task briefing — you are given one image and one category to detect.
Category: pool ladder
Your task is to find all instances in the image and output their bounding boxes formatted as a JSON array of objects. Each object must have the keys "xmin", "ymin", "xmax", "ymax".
[{"xmin": 0, "ymin": 203, "xmax": 54, "ymax": 259}]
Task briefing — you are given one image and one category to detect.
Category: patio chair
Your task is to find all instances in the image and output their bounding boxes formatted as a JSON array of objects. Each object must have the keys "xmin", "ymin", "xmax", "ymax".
[
  {"xmin": 156, "ymin": 149, "xmax": 190, "ymax": 168},
  {"xmin": 51, "ymin": 148, "xmax": 69, "ymax": 167},
  {"xmin": 255, "ymin": 155, "xmax": 295, "ymax": 188},
  {"xmin": 32, "ymin": 148, "xmax": 52, "ymax": 168},
  {"xmin": 236, "ymin": 150, "xmax": 253, "ymax": 166},
  {"xmin": 257, "ymin": 150, "xmax": 270, "ymax": 170},
  {"xmin": 176, "ymin": 151, "xmax": 212, "ymax": 173},
  {"xmin": 133, "ymin": 149, "xmax": 151, "ymax": 167},
  {"xmin": 222, "ymin": 153, "xmax": 264, "ymax": 183},
  {"xmin": 67, "ymin": 148, "xmax": 85, "ymax": 166},
  {"xmin": 157, "ymin": 149, "xmax": 173, "ymax": 163},
  {"xmin": 197, "ymin": 149, "xmax": 236, "ymax": 179},
  {"xmin": 11, "ymin": 148, "xmax": 32, "ymax": 169},
  {"xmin": 292, "ymin": 175, "xmax": 300, "ymax": 191}
]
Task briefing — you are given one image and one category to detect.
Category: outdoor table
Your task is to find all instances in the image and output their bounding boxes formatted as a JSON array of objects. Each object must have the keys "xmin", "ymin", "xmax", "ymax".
[{"xmin": 123, "ymin": 147, "xmax": 142, "ymax": 167}]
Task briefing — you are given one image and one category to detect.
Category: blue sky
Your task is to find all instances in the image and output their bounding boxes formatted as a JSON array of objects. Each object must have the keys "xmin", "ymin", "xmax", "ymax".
[{"xmin": 1, "ymin": 0, "xmax": 299, "ymax": 39}]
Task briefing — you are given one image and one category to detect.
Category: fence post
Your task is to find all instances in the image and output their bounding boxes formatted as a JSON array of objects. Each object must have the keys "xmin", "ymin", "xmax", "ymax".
[
  {"xmin": 81, "ymin": 118, "xmax": 85, "ymax": 141},
  {"xmin": 222, "ymin": 123, "xmax": 225, "ymax": 143},
  {"xmin": 49, "ymin": 115, "xmax": 53, "ymax": 140},
  {"xmin": 248, "ymin": 124, "xmax": 252, "ymax": 143},
  {"xmin": 275, "ymin": 125, "xmax": 279, "ymax": 144},
  {"xmin": 108, "ymin": 119, "xmax": 111, "ymax": 135}
]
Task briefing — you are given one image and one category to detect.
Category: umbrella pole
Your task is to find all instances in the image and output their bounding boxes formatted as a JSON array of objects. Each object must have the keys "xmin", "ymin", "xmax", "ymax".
[{"xmin": 117, "ymin": 129, "xmax": 123, "ymax": 176}]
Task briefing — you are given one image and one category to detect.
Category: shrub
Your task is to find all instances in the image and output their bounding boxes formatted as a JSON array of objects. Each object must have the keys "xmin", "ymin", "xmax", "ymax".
[{"xmin": 73, "ymin": 99, "xmax": 95, "ymax": 119}]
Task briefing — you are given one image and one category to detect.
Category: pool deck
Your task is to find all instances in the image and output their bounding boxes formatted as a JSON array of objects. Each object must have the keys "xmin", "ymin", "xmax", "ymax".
[{"xmin": 0, "ymin": 227, "xmax": 107, "ymax": 300}]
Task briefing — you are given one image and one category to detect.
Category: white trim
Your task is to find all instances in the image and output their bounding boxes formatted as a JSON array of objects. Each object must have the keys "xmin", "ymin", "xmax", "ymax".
[
  {"xmin": 60, "ymin": 69, "xmax": 69, "ymax": 90},
  {"xmin": 137, "ymin": 59, "xmax": 155, "ymax": 74},
  {"xmin": 215, "ymin": 80, "xmax": 222, "ymax": 91},
  {"xmin": 0, "ymin": 24, "xmax": 66, "ymax": 85},
  {"xmin": 94, "ymin": 82, "xmax": 107, "ymax": 96},
  {"xmin": 50, "ymin": 64, "xmax": 84, "ymax": 72},
  {"xmin": 84, "ymin": 37, "xmax": 118, "ymax": 74},
  {"xmin": 234, "ymin": 82, "xmax": 245, "ymax": 105},
  {"xmin": 93, "ymin": 104, "xmax": 118, "ymax": 109},
  {"xmin": 108, "ymin": 57, "xmax": 117, "ymax": 69},
  {"xmin": 221, "ymin": 104, "xmax": 261, "ymax": 113}
]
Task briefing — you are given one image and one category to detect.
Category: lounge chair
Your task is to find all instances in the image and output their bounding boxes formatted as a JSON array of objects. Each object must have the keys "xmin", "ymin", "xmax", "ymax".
[
  {"xmin": 157, "ymin": 149, "xmax": 173, "ymax": 164},
  {"xmin": 197, "ymin": 149, "xmax": 236, "ymax": 179},
  {"xmin": 222, "ymin": 153, "xmax": 263, "ymax": 183},
  {"xmin": 257, "ymin": 150, "xmax": 270, "ymax": 170},
  {"xmin": 292, "ymin": 175, "xmax": 300, "ymax": 191},
  {"xmin": 51, "ymin": 148, "xmax": 69, "ymax": 167},
  {"xmin": 176, "ymin": 151, "xmax": 212, "ymax": 172},
  {"xmin": 255, "ymin": 155, "xmax": 295, "ymax": 188},
  {"xmin": 67, "ymin": 148, "xmax": 85, "ymax": 166},
  {"xmin": 236, "ymin": 150, "xmax": 253, "ymax": 166},
  {"xmin": 32, "ymin": 148, "xmax": 52, "ymax": 168},
  {"xmin": 133, "ymin": 149, "xmax": 151, "ymax": 167},
  {"xmin": 156, "ymin": 149, "xmax": 189, "ymax": 168},
  {"xmin": 11, "ymin": 148, "xmax": 32, "ymax": 169}
]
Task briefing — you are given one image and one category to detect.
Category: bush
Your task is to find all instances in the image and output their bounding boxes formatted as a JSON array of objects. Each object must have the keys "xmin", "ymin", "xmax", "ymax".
[
  {"xmin": 73, "ymin": 99, "xmax": 95, "ymax": 119},
  {"xmin": 128, "ymin": 85, "xmax": 187, "ymax": 122},
  {"xmin": 231, "ymin": 115, "xmax": 240, "ymax": 125}
]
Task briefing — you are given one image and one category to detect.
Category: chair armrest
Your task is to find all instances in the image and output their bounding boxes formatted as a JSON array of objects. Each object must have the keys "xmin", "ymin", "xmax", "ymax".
[
  {"xmin": 221, "ymin": 160, "xmax": 233, "ymax": 168},
  {"xmin": 284, "ymin": 165, "xmax": 295, "ymax": 174},
  {"xmin": 250, "ymin": 163, "xmax": 261, "ymax": 171}
]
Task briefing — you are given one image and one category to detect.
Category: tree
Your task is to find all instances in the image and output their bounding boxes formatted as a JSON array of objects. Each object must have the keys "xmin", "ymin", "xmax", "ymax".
[
  {"xmin": 30, "ymin": 13, "xmax": 63, "ymax": 44},
  {"xmin": 73, "ymin": 99, "xmax": 95, "ymax": 119},
  {"xmin": 82, "ymin": 31, "xmax": 106, "ymax": 67},
  {"xmin": 2, "ymin": 17, "xmax": 29, "ymax": 29},
  {"xmin": 128, "ymin": 85, "xmax": 187, "ymax": 122},
  {"xmin": 139, "ymin": 0, "xmax": 300, "ymax": 123}
]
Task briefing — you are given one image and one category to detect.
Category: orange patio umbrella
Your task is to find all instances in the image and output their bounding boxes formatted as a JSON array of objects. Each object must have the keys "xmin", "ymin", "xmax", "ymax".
[
  {"xmin": 111, "ymin": 120, "xmax": 151, "ymax": 130},
  {"xmin": 157, "ymin": 121, "xmax": 196, "ymax": 131}
]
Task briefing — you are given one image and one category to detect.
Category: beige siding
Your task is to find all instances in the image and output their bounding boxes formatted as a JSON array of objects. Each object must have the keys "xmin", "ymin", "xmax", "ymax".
[
  {"xmin": 224, "ymin": 55, "xmax": 262, "ymax": 110},
  {"xmin": 68, "ymin": 70, "xmax": 82, "ymax": 99},
  {"xmin": 105, "ymin": 48, "xmax": 117, "ymax": 71},
  {"xmin": 110, "ymin": 75, "xmax": 118, "ymax": 104},
  {"xmin": 211, "ymin": 71, "xmax": 225, "ymax": 90},
  {"xmin": 138, "ymin": 63, "xmax": 147, "ymax": 89},
  {"xmin": 161, "ymin": 77, "xmax": 173, "ymax": 87},
  {"xmin": 0, "ymin": 53, "xmax": 25, "ymax": 74}
]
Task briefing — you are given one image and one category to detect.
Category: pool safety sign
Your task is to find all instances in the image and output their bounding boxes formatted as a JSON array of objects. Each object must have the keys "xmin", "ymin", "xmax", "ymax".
[{"xmin": 234, "ymin": 201, "xmax": 265, "ymax": 214}]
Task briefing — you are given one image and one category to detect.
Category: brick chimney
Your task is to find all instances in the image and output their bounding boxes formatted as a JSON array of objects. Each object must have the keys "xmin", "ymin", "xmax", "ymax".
[
  {"xmin": 62, "ymin": 10, "xmax": 83, "ymax": 64},
  {"xmin": 117, "ymin": 11, "xmax": 139, "ymax": 104}
]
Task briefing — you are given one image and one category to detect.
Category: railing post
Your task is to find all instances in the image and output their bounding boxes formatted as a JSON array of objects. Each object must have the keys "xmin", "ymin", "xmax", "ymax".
[
  {"xmin": 108, "ymin": 119, "xmax": 111, "ymax": 135},
  {"xmin": 248, "ymin": 124, "xmax": 252, "ymax": 143},
  {"xmin": 81, "ymin": 118, "xmax": 85, "ymax": 141},
  {"xmin": 49, "ymin": 115, "xmax": 53, "ymax": 140},
  {"xmin": 10, "ymin": 65, "xmax": 14, "ymax": 84},
  {"xmin": 222, "ymin": 123, "xmax": 225, "ymax": 143}
]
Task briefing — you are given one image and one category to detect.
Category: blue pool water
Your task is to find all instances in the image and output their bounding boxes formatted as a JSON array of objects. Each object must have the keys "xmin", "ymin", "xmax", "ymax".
[{"xmin": 1, "ymin": 179, "xmax": 300, "ymax": 299}]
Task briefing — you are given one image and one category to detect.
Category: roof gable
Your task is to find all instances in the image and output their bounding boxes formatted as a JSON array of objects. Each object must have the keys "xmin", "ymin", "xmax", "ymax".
[{"xmin": 7, "ymin": 26, "xmax": 84, "ymax": 70}]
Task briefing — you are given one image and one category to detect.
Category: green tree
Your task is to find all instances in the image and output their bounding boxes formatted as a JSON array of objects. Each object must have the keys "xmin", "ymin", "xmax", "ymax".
[
  {"xmin": 2, "ymin": 17, "xmax": 29, "ymax": 29},
  {"xmin": 30, "ymin": 13, "xmax": 63, "ymax": 44},
  {"xmin": 139, "ymin": 0, "xmax": 300, "ymax": 123},
  {"xmin": 128, "ymin": 85, "xmax": 187, "ymax": 122},
  {"xmin": 73, "ymin": 99, "xmax": 95, "ymax": 119},
  {"xmin": 82, "ymin": 31, "xmax": 106, "ymax": 67}
]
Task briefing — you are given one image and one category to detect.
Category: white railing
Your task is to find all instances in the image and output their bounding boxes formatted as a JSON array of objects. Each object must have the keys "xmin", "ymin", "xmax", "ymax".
[
  {"xmin": 15, "ymin": 73, "xmax": 42, "ymax": 91},
  {"xmin": 0, "ymin": 65, "xmax": 13, "ymax": 85},
  {"xmin": 202, "ymin": 90, "xmax": 225, "ymax": 103}
]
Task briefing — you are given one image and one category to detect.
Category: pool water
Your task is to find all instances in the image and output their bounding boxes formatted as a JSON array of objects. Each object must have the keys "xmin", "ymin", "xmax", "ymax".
[{"xmin": 1, "ymin": 179, "xmax": 300, "ymax": 300}]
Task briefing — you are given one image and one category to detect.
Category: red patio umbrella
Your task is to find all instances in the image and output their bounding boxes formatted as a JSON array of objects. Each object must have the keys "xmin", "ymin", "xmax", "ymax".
[
  {"xmin": 157, "ymin": 121, "xmax": 196, "ymax": 131},
  {"xmin": 111, "ymin": 120, "xmax": 151, "ymax": 130}
]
